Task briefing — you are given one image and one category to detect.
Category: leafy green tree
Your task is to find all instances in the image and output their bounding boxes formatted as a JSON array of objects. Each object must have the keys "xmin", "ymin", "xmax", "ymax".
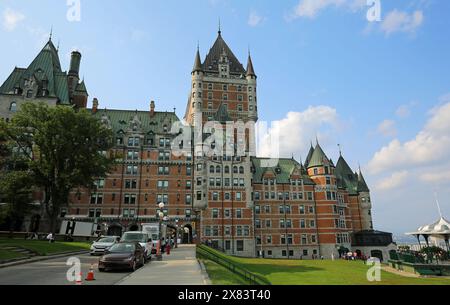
[{"xmin": 0, "ymin": 102, "xmax": 114, "ymax": 233}]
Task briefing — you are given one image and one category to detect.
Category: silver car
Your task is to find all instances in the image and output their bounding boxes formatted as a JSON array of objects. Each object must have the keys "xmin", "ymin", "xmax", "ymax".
[{"xmin": 90, "ymin": 236, "xmax": 120, "ymax": 256}]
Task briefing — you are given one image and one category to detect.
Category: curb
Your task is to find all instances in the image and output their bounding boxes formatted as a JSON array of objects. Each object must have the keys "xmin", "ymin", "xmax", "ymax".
[
  {"xmin": 198, "ymin": 259, "xmax": 212, "ymax": 285},
  {"xmin": 0, "ymin": 250, "xmax": 90, "ymax": 269}
]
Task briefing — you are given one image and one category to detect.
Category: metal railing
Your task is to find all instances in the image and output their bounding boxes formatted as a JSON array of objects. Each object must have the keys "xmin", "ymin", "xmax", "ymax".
[{"xmin": 196, "ymin": 245, "xmax": 271, "ymax": 285}]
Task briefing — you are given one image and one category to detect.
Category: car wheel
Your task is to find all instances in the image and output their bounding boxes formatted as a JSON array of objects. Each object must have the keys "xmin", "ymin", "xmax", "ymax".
[{"xmin": 131, "ymin": 260, "xmax": 137, "ymax": 272}]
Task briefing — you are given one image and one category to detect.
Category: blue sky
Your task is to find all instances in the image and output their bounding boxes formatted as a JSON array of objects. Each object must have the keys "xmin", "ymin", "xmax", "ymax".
[{"xmin": 1, "ymin": 0, "xmax": 449, "ymax": 236}]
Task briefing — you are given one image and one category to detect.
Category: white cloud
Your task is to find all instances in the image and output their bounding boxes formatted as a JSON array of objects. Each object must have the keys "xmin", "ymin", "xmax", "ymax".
[
  {"xmin": 368, "ymin": 100, "xmax": 450, "ymax": 175},
  {"xmin": 377, "ymin": 119, "xmax": 397, "ymax": 137},
  {"xmin": 256, "ymin": 106, "xmax": 340, "ymax": 159},
  {"xmin": 380, "ymin": 10, "xmax": 424, "ymax": 35},
  {"xmin": 2, "ymin": 8, "xmax": 25, "ymax": 31},
  {"xmin": 248, "ymin": 10, "xmax": 265, "ymax": 27},
  {"xmin": 375, "ymin": 171, "xmax": 409, "ymax": 190},
  {"xmin": 421, "ymin": 168, "xmax": 450, "ymax": 183},
  {"xmin": 287, "ymin": 0, "xmax": 365, "ymax": 20}
]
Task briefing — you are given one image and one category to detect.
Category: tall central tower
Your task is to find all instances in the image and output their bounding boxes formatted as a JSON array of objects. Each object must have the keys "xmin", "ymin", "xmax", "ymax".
[
  {"xmin": 185, "ymin": 29, "xmax": 258, "ymax": 127},
  {"xmin": 185, "ymin": 29, "xmax": 258, "ymax": 257}
]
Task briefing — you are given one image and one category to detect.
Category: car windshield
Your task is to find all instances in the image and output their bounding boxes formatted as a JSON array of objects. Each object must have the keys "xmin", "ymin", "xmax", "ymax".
[
  {"xmin": 96, "ymin": 237, "xmax": 116, "ymax": 243},
  {"xmin": 108, "ymin": 243, "xmax": 135, "ymax": 253},
  {"xmin": 122, "ymin": 233, "xmax": 147, "ymax": 243}
]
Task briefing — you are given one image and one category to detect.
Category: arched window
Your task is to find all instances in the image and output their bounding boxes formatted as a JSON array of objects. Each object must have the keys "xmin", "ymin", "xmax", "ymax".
[
  {"xmin": 216, "ymin": 165, "xmax": 221, "ymax": 173},
  {"xmin": 239, "ymin": 166, "xmax": 244, "ymax": 174},
  {"xmin": 233, "ymin": 166, "xmax": 238, "ymax": 174},
  {"xmin": 210, "ymin": 166, "xmax": 215, "ymax": 173},
  {"xmin": 9, "ymin": 102, "xmax": 17, "ymax": 113},
  {"xmin": 225, "ymin": 166, "xmax": 230, "ymax": 174}
]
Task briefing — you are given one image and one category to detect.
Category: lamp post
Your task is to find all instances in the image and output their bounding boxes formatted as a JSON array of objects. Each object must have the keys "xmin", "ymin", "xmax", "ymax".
[{"xmin": 156, "ymin": 202, "xmax": 165, "ymax": 260}]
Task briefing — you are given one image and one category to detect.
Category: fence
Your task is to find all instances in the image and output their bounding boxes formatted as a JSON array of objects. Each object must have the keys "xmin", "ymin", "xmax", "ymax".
[{"xmin": 196, "ymin": 245, "xmax": 271, "ymax": 285}]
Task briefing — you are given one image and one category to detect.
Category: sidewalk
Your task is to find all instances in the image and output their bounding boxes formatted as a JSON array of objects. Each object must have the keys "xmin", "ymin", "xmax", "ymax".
[{"xmin": 117, "ymin": 244, "xmax": 209, "ymax": 285}]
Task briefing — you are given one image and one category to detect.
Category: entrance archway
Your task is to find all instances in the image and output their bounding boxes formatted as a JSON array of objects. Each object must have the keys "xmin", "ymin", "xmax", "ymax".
[
  {"xmin": 129, "ymin": 224, "xmax": 139, "ymax": 232},
  {"xmin": 371, "ymin": 250, "xmax": 384, "ymax": 262},
  {"xmin": 107, "ymin": 224, "xmax": 123, "ymax": 237},
  {"xmin": 182, "ymin": 224, "xmax": 193, "ymax": 244}
]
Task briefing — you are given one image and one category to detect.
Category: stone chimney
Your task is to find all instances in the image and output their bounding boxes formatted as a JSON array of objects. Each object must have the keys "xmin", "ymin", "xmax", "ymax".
[
  {"xmin": 92, "ymin": 98, "xmax": 99, "ymax": 114},
  {"xmin": 150, "ymin": 100, "xmax": 155, "ymax": 117}
]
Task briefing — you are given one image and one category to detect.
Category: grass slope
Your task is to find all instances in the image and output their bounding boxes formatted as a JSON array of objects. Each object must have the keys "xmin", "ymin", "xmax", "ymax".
[
  {"xmin": 202, "ymin": 260, "xmax": 248, "ymax": 285},
  {"xmin": 202, "ymin": 247, "xmax": 450, "ymax": 285},
  {"xmin": 0, "ymin": 239, "xmax": 91, "ymax": 256}
]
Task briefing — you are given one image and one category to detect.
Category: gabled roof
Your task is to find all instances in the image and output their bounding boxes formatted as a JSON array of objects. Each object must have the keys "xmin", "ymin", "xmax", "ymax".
[
  {"xmin": 335, "ymin": 156, "xmax": 359, "ymax": 195},
  {"xmin": 307, "ymin": 144, "xmax": 330, "ymax": 168},
  {"xmin": 202, "ymin": 32, "xmax": 246, "ymax": 75},
  {"xmin": 252, "ymin": 157, "xmax": 315, "ymax": 185}
]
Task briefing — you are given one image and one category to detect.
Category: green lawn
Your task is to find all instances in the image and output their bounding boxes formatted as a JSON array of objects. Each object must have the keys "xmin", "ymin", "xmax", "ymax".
[
  {"xmin": 201, "ymin": 247, "xmax": 450, "ymax": 285},
  {"xmin": 0, "ymin": 239, "xmax": 91, "ymax": 256},
  {"xmin": 0, "ymin": 249, "xmax": 27, "ymax": 261},
  {"xmin": 202, "ymin": 260, "xmax": 248, "ymax": 285}
]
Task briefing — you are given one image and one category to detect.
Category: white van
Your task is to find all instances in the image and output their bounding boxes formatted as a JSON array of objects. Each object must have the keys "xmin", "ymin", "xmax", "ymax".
[{"xmin": 120, "ymin": 231, "xmax": 153, "ymax": 262}]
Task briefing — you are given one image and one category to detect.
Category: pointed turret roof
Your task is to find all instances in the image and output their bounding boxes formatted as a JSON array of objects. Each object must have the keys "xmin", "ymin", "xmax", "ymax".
[
  {"xmin": 75, "ymin": 80, "xmax": 88, "ymax": 95},
  {"xmin": 335, "ymin": 155, "xmax": 358, "ymax": 195},
  {"xmin": 304, "ymin": 143, "xmax": 315, "ymax": 168},
  {"xmin": 246, "ymin": 53, "xmax": 256, "ymax": 77},
  {"xmin": 307, "ymin": 144, "xmax": 330, "ymax": 168},
  {"xmin": 192, "ymin": 47, "xmax": 203, "ymax": 73},
  {"xmin": 357, "ymin": 169, "xmax": 370, "ymax": 192},
  {"xmin": 202, "ymin": 31, "xmax": 246, "ymax": 75}
]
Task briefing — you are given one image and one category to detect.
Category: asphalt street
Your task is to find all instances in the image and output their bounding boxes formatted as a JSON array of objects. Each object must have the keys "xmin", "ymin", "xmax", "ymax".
[{"xmin": 0, "ymin": 253, "xmax": 133, "ymax": 285}]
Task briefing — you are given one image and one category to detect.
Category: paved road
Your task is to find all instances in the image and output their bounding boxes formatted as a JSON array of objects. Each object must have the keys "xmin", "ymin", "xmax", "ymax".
[
  {"xmin": 0, "ymin": 253, "xmax": 132, "ymax": 285},
  {"xmin": 118, "ymin": 245, "xmax": 208, "ymax": 285}
]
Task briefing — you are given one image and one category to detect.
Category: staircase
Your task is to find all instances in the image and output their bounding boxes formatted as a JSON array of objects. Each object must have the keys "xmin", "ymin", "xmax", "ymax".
[{"xmin": 0, "ymin": 246, "xmax": 38, "ymax": 263}]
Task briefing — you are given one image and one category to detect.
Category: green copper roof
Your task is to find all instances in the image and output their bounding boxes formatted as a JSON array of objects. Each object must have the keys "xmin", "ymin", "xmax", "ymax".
[
  {"xmin": 335, "ymin": 156, "xmax": 359, "ymax": 195},
  {"xmin": 91, "ymin": 108, "xmax": 180, "ymax": 135},
  {"xmin": 304, "ymin": 145, "xmax": 314, "ymax": 168},
  {"xmin": 252, "ymin": 157, "xmax": 315, "ymax": 185},
  {"xmin": 307, "ymin": 144, "xmax": 330, "ymax": 168},
  {"xmin": 75, "ymin": 80, "xmax": 88, "ymax": 95},
  {"xmin": 0, "ymin": 39, "xmax": 71, "ymax": 105},
  {"xmin": 357, "ymin": 170, "xmax": 370, "ymax": 192}
]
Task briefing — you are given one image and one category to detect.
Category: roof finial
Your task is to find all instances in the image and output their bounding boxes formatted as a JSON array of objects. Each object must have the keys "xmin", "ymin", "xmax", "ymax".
[
  {"xmin": 49, "ymin": 26, "xmax": 53, "ymax": 41},
  {"xmin": 338, "ymin": 144, "xmax": 342, "ymax": 156},
  {"xmin": 218, "ymin": 18, "xmax": 221, "ymax": 35},
  {"xmin": 434, "ymin": 192, "xmax": 443, "ymax": 219},
  {"xmin": 57, "ymin": 39, "xmax": 60, "ymax": 52},
  {"xmin": 316, "ymin": 134, "xmax": 319, "ymax": 146}
]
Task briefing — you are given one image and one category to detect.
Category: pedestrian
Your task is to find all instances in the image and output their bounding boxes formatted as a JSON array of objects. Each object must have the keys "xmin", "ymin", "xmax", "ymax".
[
  {"xmin": 46, "ymin": 233, "xmax": 54, "ymax": 243},
  {"xmin": 321, "ymin": 255, "xmax": 324, "ymax": 260}
]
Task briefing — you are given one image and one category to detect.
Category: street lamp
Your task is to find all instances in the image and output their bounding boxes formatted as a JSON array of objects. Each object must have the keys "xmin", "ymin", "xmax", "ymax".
[{"xmin": 156, "ymin": 203, "xmax": 165, "ymax": 260}]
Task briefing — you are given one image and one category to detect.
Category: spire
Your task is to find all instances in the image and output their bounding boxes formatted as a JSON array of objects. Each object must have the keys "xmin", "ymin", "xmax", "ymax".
[
  {"xmin": 338, "ymin": 144, "xmax": 342, "ymax": 156},
  {"xmin": 192, "ymin": 46, "xmax": 203, "ymax": 73},
  {"xmin": 49, "ymin": 26, "xmax": 53, "ymax": 41},
  {"xmin": 218, "ymin": 18, "xmax": 221, "ymax": 36},
  {"xmin": 357, "ymin": 167, "xmax": 370, "ymax": 192},
  {"xmin": 246, "ymin": 51, "xmax": 256, "ymax": 77}
]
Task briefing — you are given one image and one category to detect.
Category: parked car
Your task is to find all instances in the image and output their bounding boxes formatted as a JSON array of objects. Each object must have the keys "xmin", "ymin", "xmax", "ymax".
[
  {"xmin": 120, "ymin": 231, "xmax": 153, "ymax": 262},
  {"xmin": 90, "ymin": 236, "xmax": 120, "ymax": 256},
  {"xmin": 98, "ymin": 242, "xmax": 145, "ymax": 272}
]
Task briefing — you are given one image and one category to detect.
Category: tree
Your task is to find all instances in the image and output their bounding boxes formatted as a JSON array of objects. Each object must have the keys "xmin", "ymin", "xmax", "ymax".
[{"xmin": 0, "ymin": 102, "xmax": 114, "ymax": 233}]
